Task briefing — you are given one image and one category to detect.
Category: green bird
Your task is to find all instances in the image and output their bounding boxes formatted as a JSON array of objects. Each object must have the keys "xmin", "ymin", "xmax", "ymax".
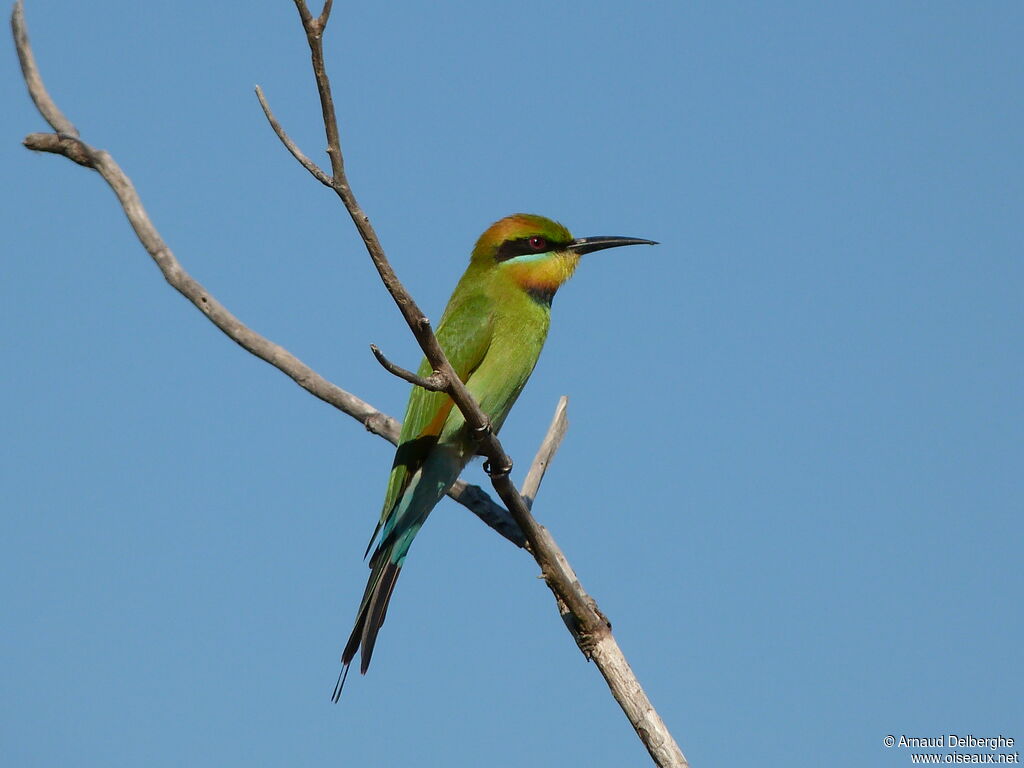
[{"xmin": 333, "ymin": 213, "xmax": 655, "ymax": 699}]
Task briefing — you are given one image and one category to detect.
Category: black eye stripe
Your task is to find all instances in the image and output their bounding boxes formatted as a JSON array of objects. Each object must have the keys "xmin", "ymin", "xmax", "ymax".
[{"xmin": 495, "ymin": 236, "xmax": 569, "ymax": 262}]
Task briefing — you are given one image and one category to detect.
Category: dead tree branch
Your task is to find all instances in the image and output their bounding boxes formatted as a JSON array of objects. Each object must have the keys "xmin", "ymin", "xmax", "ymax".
[
  {"xmin": 10, "ymin": 0, "xmax": 524, "ymax": 550},
  {"xmin": 13, "ymin": 0, "xmax": 687, "ymax": 764},
  {"xmin": 270, "ymin": 2, "xmax": 689, "ymax": 765},
  {"xmin": 521, "ymin": 396, "xmax": 569, "ymax": 509},
  {"xmin": 255, "ymin": 85, "xmax": 332, "ymax": 187},
  {"xmin": 369, "ymin": 345, "xmax": 447, "ymax": 392}
]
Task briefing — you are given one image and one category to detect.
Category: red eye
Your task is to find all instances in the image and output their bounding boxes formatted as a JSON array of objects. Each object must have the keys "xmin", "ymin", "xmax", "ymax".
[{"xmin": 528, "ymin": 236, "xmax": 547, "ymax": 251}]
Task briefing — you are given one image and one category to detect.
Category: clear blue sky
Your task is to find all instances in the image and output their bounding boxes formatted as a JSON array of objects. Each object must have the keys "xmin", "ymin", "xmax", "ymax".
[{"xmin": 3, "ymin": 2, "xmax": 1021, "ymax": 766}]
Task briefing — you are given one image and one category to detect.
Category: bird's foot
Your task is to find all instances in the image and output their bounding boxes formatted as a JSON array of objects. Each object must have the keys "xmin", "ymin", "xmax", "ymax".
[{"xmin": 483, "ymin": 457, "xmax": 513, "ymax": 478}]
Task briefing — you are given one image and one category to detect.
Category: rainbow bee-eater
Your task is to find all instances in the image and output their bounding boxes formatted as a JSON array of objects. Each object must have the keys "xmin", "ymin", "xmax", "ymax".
[{"xmin": 333, "ymin": 213, "xmax": 655, "ymax": 699}]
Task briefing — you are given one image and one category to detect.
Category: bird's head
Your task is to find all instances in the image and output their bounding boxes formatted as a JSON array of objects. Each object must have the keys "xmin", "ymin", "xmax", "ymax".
[{"xmin": 471, "ymin": 213, "xmax": 657, "ymax": 304}]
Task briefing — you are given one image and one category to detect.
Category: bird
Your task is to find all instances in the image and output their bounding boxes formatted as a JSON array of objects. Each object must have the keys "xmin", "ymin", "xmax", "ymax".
[{"xmin": 333, "ymin": 213, "xmax": 656, "ymax": 699}]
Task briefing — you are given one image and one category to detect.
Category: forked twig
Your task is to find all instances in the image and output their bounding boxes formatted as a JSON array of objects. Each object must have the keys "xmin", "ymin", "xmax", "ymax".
[{"xmin": 255, "ymin": 85, "xmax": 332, "ymax": 186}]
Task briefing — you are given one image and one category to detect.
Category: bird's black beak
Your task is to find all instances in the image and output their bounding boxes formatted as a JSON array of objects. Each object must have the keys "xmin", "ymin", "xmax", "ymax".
[{"xmin": 566, "ymin": 235, "xmax": 659, "ymax": 255}]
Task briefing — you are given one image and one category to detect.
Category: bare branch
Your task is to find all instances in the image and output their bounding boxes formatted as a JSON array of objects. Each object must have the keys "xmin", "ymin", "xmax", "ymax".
[
  {"xmin": 14, "ymin": 2, "xmax": 684, "ymax": 764},
  {"xmin": 283, "ymin": 8, "xmax": 688, "ymax": 767},
  {"xmin": 520, "ymin": 396, "xmax": 569, "ymax": 509},
  {"xmin": 293, "ymin": 0, "xmax": 314, "ymax": 26},
  {"xmin": 255, "ymin": 86, "xmax": 332, "ymax": 186},
  {"xmin": 284, "ymin": 5, "xmax": 526, "ymax": 513},
  {"xmin": 10, "ymin": 1, "xmax": 74, "ymax": 135},
  {"xmin": 10, "ymin": 0, "xmax": 523, "ymax": 551},
  {"xmin": 289, "ymin": 0, "xmax": 598, "ymax": 635},
  {"xmin": 317, "ymin": 0, "xmax": 334, "ymax": 30},
  {"xmin": 369, "ymin": 344, "xmax": 448, "ymax": 392},
  {"xmin": 293, "ymin": 0, "xmax": 345, "ymax": 182},
  {"xmin": 23, "ymin": 131, "xmax": 93, "ymax": 167},
  {"xmin": 448, "ymin": 480, "xmax": 524, "ymax": 547},
  {"xmin": 518, "ymin": 397, "xmax": 574, "ymax": 656}
]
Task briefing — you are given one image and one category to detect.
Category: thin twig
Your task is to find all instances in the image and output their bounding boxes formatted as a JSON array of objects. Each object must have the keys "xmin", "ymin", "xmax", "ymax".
[
  {"xmin": 282, "ymin": 6, "xmax": 688, "ymax": 767},
  {"xmin": 10, "ymin": 0, "xmax": 525, "ymax": 550},
  {"xmin": 520, "ymin": 398, "xmax": 575, "ymax": 644},
  {"xmin": 520, "ymin": 396, "xmax": 569, "ymax": 509},
  {"xmin": 369, "ymin": 345, "xmax": 448, "ymax": 392},
  {"xmin": 11, "ymin": 1, "xmax": 74, "ymax": 135},
  {"xmin": 255, "ymin": 86, "xmax": 332, "ymax": 186},
  {"xmin": 317, "ymin": 0, "xmax": 333, "ymax": 30},
  {"xmin": 294, "ymin": 0, "xmax": 345, "ymax": 182}
]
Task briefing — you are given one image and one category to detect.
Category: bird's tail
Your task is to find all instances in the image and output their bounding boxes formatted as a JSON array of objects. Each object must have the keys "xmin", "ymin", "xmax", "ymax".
[
  {"xmin": 332, "ymin": 444, "xmax": 466, "ymax": 701},
  {"xmin": 332, "ymin": 546, "xmax": 402, "ymax": 702}
]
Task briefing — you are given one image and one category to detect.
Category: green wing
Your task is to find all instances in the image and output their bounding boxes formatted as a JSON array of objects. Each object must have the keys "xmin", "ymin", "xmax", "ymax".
[{"xmin": 366, "ymin": 288, "xmax": 493, "ymax": 551}]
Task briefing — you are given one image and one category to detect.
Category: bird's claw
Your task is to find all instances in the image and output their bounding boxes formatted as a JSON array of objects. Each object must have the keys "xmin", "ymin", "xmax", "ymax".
[{"xmin": 483, "ymin": 458, "xmax": 513, "ymax": 478}]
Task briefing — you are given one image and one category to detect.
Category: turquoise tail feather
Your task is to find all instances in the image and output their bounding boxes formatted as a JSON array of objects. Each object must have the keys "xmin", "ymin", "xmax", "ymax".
[{"xmin": 333, "ymin": 445, "xmax": 467, "ymax": 700}]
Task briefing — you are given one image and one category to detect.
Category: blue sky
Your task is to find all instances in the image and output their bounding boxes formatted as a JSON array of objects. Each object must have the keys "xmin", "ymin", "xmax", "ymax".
[{"xmin": 3, "ymin": 2, "xmax": 1021, "ymax": 766}]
